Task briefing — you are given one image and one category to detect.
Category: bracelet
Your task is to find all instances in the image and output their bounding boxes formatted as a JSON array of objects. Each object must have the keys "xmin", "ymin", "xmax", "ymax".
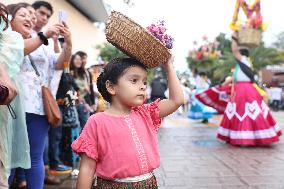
[{"xmin": 37, "ymin": 32, "xmax": 48, "ymax": 46}]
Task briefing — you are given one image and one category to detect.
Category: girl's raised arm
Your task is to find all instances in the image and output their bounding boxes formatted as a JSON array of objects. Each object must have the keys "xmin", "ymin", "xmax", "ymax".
[
  {"xmin": 76, "ymin": 154, "xmax": 97, "ymax": 189},
  {"xmin": 158, "ymin": 55, "xmax": 184, "ymax": 118}
]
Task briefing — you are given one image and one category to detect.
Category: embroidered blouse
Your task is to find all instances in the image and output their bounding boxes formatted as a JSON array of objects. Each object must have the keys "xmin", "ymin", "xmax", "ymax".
[{"xmin": 72, "ymin": 100, "xmax": 161, "ymax": 180}]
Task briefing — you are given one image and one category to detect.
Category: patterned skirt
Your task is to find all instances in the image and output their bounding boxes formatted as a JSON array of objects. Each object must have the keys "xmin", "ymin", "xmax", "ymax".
[
  {"xmin": 188, "ymin": 89, "xmax": 217, "ymax": 120},
  {"xmin": 217, "ymin": 82, "xmax": 281, "ymax": 145},
  {"xmin": 94, "ymin": 175, "xmax": 158, "ymax": 189},
  {"xmin": 196, "ymin": 85, "xmax": 231, "ymax": 114}
]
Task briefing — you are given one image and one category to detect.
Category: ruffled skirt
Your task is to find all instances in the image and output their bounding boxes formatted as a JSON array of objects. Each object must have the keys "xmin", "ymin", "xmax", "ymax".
[{"xmin": 217, "ymin": 82, "xmax": 281, "ymax": 145}]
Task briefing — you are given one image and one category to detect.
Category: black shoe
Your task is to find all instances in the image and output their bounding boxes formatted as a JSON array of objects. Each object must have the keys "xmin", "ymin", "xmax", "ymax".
[{"xmin": 201, "ymin": 119, "xmax": 208, "ymax": 124}]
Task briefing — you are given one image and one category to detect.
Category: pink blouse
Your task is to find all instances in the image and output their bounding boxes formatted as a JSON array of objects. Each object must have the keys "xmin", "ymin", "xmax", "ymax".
[{"xmin": 71, "ymin": 100, "xmax": 161, "ymax": 180}]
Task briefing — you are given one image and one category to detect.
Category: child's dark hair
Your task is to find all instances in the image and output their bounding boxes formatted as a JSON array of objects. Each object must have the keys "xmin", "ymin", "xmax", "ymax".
[
  {"xmin": 97, "ymin": 58, "xmax": 147, "ymax": 103},
  {"xmin": 239, "ymin": 48, "xmax": 250, "ymax": 57}
]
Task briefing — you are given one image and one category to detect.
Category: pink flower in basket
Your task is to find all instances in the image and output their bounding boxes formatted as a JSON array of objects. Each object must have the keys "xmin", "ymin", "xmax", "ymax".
[{"xmin": 147, "ymin": 20, "xmax": 174, "ymax": 49}]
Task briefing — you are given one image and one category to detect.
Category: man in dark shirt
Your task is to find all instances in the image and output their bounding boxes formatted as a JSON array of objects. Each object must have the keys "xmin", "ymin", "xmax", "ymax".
[{"xmin": 150, "ymin": 75, "xmax": 167, "ymax": 102}]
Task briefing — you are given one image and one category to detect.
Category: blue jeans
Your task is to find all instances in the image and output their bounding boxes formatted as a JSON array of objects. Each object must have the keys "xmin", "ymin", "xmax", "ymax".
[
  {"xmin": 25, "ymin": 113, "xmax": 50, "ymax": 189},
  {"xmin": 9, "ymin": 114, "xmax": 49, "ymax": 188},
  {"xmin": 76, "ymin": 103, "xmax": 90, "ymax": 129}
]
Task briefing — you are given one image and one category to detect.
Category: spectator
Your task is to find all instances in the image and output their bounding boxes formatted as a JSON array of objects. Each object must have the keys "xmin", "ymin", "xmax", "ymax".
[
  {"xmin": 1, "ymin": 2, "xmax": 58, "ymax": 188},
  {"xmin": 150, "ymin": 75, "xmax": 167, "ymax": 102},
  {"xmin": 13, "ymin": 1, "xmax": 72, "ymax": 188},
  {"xmin": 270, "ymin": 85, "xmax": 282, "ymax": 111},
  {"xmin": 70, "ymin": 52, "xmax": 93, "ymax": 128},
  {"xmin": 76, "ymin": 51, "xmax": 96, "ymax": 111}
]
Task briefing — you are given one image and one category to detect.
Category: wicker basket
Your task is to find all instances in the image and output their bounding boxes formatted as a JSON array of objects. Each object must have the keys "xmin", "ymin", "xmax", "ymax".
[
  {"xmin": 106, "ymin": 11, "xmax": 171, "ymax": 68},
  {"xmin": 238, "ymin": 28, "xmax": 262, "ymax": 48}
]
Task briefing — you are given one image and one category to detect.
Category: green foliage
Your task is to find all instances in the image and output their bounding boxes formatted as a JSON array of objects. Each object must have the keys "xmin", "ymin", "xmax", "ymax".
[
  {"xmin": 186, "ymin": 32, "xmax": 284, "ymax": 85},
  {"xmin": 98, "ymin": 43, "xmax": 127, "ymax": 62},
  {"xmin": 273, "ymin": 31, "xmax": 284, "ymax": 49},
  {"xmin": 251, "ymin": 45, "xmax": 284, "ymax": 71}
]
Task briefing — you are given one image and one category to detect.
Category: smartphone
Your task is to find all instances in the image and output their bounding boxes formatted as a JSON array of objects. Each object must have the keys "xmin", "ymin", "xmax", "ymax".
[
  {"xmin": 58, "ymin": 10, "xmax": 67, "ymax": 24},
  {"xmin": 58, "ymin": 37, "xmax": 65, "ymax": 43}
]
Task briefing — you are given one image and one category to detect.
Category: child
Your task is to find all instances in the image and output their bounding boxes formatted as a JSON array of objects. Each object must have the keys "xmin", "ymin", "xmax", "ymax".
[{"xmin": 72, "ymin": 56, "xmax": 184, "ymax": 188}]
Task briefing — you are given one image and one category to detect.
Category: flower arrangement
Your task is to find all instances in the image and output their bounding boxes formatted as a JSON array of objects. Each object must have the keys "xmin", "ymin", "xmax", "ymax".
[
  {"xmin": 230, "ymin": 0, "xmax": 267, "ymax": 31},
  {"xmin": 188, "ymin": 36, "xmax": 221, "ymax": 61},
  {"xmin": 147, "ymin": 20, "xmax": 174, "ymax": 49}
]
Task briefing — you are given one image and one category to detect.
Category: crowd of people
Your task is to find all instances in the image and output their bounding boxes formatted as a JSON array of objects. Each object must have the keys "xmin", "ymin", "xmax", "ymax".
[
  {"xmin": 0, "ymin": 1, "xmax": 109, "ymax": 188},
  {"xmin": 0, "ymin": 0, "xmax": 283, "ymax": 189},
  {"xmin": 0, "ymin": 1, "xmax": 185, "ymax": 188}
]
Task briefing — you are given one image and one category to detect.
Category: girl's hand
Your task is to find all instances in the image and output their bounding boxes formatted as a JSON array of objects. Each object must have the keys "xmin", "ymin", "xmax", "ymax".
[{"xmin": 163, "ymin": 54, "xmax": 175, "ymax": 71}]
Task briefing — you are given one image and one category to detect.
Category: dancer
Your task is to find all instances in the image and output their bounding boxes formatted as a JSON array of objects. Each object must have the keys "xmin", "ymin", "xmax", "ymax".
[
  {"xmin": 188, "ymin": 72, "xmax": 216, "ymax": 123},
  {"xmin": 217, "ymin": 32, "xmax": 281, "ymax": 145},
  {"xmin": 196, "ymin": 75, "xmax": 232, "ymax": 114}
]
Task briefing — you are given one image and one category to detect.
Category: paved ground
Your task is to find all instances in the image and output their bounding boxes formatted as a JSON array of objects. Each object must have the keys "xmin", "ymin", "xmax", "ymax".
[{"xmin": 45, "ymin": 112, "xmax": 284, "ymax": 189}]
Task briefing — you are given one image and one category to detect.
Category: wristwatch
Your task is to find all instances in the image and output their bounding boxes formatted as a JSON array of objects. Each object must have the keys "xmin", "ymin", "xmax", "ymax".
[{"xmin": 37, "ymin": 32, "xmax": 49, "ymax": 46}]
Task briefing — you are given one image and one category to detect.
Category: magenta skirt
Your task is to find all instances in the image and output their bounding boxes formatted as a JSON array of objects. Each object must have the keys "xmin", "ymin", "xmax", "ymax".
[{"xmin": 217, "ymin": 82, "xmax": 281, "ymax": 145}]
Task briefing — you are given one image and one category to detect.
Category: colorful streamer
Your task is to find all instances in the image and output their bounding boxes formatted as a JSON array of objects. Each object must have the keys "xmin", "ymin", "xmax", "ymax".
[{"xmin": 230, "ymin": 0, "xmax": 265, "ymax": 31}]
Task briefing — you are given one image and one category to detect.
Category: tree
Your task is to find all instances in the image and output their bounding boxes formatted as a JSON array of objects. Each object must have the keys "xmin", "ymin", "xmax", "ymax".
[
  {"xmin": 186, "ymin": 33, "xmax": 230, "ymax": 84},
  {"xmin": 187, "ymin": 32, "xmax": 284, "ymax": 85},
  {"xmin": 251, "ymin": 44, "xmax": 284, "ymax": 71},
  {"xmin": 98, "ymin": 43, "xmax": 127, "ymax": 62},
  {"xmin": 273, "ymin": 31, "xmax": 284, "ymax": 50}
]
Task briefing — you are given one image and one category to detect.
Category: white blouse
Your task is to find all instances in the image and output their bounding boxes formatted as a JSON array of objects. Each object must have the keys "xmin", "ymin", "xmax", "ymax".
[
  {"xmin": 234, "ymin": 56, "xmax": 252, "ymax": 82},
  {"xmin": 19, "ymin": 39, "xmax": 58, "ymax": 115}
]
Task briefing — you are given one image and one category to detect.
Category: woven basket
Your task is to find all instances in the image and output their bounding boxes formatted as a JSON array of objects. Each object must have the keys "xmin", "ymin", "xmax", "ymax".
[
  {"xmin": 238, "ymin": 29, "xmax": 261, "ymax": 48},
  {"xmin": 106, "ymin": 11, "xmax": 171, "ymax": 68}
]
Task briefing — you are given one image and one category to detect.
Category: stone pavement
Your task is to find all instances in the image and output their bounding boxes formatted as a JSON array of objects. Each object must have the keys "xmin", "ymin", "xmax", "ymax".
[{"xmin": 45, "ymin": 112, "xmax": 284, "ymax": 189}]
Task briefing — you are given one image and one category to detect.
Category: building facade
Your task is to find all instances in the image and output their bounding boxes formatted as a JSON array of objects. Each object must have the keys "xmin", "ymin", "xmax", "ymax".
[
  {"xmin": 260, "ymin": 65, "xmax": 284, "ymax": 87},
  {"xmin": 3, "ymin": 0, "xmax": 108, "ymax": 67}
]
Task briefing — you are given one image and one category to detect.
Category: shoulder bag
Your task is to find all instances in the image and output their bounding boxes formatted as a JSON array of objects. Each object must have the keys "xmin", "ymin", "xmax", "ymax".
[{"xmin": 28, "ymin": 55, "xmax": 61, "ymax": 127}]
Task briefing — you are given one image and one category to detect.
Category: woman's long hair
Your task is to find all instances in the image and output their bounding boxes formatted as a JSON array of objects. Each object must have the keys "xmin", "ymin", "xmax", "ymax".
[
  {"xmin": 0, "ymin": 3, "xmax": 8, "ymax": 31},
  {"xmin": 70, "ymin": 53, "xmax": 86, "ymax": 79}
]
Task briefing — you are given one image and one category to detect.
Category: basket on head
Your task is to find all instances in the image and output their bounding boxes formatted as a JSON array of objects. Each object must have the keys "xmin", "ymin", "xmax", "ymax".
[
  {"xmin": 238, "ymin": 28, "xmax": 262, "ymax": 48},
  {"xmin": 105, "ymin": 11, "xmax": 171, "ymax": 68}
]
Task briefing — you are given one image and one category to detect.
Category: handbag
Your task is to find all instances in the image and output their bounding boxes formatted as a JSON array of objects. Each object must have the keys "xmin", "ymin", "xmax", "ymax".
[
  {"xmin": 28, "ymin": 55, "xmax": 61, "ymax": 127},
  {"xmin": 0, "ymin": 84, "xmax": 9, "ymax": 103},
  {"xmin": 0, "ymin": 74, "xmax": 17, "ymax": 119},
  {"xmin": 61, "ymin": 105, "xmax": 80, "ymax": 128}
]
